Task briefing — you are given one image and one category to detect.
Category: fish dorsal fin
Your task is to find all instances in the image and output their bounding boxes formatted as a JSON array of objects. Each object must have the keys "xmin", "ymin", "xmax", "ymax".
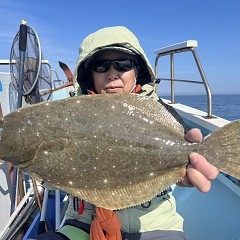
[{"xmin": 120, "ymin": 94, "xmax": 186, "ymax": 138}]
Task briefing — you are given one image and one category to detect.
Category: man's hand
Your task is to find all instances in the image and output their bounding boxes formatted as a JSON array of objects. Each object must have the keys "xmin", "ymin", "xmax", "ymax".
[{"xmin": 178, "ymin": 128, "xmax": 219, "ymax": 192}]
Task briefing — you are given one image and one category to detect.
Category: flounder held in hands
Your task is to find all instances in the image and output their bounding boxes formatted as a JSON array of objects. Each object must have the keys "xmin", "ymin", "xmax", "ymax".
[{"xmin": 0, "ymin": 94, "xmax": 239, "ymax": 209}]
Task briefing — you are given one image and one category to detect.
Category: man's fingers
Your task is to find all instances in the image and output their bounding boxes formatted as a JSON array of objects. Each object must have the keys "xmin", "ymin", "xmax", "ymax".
[
  {"xmin": 189, "ymin": 153, "xmax": 219, "ymax": 180},
  {"xmin": 185, "ymin": 128, "xmax": 202, "ymax": 143},
  {"xmin": 186, "ymin": 166, "xmax": 211, "ymax": 192}
]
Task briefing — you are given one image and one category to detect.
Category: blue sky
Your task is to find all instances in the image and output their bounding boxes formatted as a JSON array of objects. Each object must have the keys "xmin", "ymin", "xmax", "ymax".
[{"xmin": 0, "ymin": 0, "xmax": 240, "ymax": 95}]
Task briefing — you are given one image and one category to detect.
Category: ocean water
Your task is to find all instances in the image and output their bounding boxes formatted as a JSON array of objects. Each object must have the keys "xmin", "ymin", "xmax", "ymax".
[{"xmin": 161, "ymin": 94, "xmax": 240, "ymax": 121}]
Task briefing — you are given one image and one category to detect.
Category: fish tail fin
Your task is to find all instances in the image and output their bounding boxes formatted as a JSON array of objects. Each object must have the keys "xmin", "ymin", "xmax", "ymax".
[{"xmin": 201, "ymin": 120, "xmax": 240, "ymax": 180}]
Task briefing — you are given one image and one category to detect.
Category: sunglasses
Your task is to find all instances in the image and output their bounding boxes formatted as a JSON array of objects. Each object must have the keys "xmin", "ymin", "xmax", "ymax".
[{"xmin": 91, "ymin": 59, "xmax": 136, "ymax": 73}]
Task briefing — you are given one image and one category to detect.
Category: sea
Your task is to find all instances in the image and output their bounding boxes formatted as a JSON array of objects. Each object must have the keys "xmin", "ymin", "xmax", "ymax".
[{"xmin": 161, "ymin": 94, "xmax": 240, "ymax": 121}]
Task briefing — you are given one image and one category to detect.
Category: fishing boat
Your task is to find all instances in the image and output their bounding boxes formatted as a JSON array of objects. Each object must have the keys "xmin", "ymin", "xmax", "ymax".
[{"xmin": 0, "ymin": 25, "xmax": 239, "ymax": 239}]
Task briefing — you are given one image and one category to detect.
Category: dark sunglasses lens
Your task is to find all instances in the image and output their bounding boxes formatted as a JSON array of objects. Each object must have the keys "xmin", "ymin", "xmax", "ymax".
[
  {"xmin": 92, "ymin": 60, "xmax": 111, "ymax": 73},
  {"xmin": 92, "ymin": 59, "xmax": 135, "ymax": 73},
  {"xmin": 114, "ymin": 60, "xmax": 134, "ymax": 71}
]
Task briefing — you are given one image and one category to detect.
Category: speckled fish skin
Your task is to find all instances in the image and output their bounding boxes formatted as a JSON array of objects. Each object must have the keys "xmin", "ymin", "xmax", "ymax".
[{"xmin": 0, "ymin": 94, "xmax": 240, "ymax": 209}]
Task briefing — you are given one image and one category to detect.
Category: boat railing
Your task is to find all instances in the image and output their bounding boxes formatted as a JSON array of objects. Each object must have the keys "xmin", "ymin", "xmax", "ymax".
[{"xmin": 154, "ymin": 40, "xmax": 213, "ymax": 118}]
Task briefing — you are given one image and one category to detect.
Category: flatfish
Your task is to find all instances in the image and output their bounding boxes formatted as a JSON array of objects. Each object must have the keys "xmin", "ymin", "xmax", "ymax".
[{"xmin": 0, "ymin": 94, "xmax": 239, "ymax": 209}]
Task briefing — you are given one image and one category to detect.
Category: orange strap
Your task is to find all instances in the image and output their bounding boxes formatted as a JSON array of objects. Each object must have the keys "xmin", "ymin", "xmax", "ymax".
[
  {"xmin": 132, "ymin": 84, "xmax": 142, "ymax": 93},
  {"xmin": 90, "ymin": 207, "xmax": 121, "ymax": 240}
]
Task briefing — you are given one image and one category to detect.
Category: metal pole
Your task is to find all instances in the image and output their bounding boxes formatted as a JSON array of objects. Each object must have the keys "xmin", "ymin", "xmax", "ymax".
[
  {"xmin": 37, "ymin": 188, "xmax": 49, "ymax": 234},
  {"xmin": 55, "ymin": 190, "xmax": 61, "ymax": 230},
  {"xmin": 170, "ymin": 53, "xmax": 175, "ymax": 104},
  {"xmin": 17, "ymin": 20, "xmax": 28, "ymax": 109},
  {"xmin": 191, "ymin": 49, "xmax": 212, "ymax": 117},
  {"xmin": 0, "ymin": 187, "xmax": 34, "ymax": 239},
  {"xmin": 154, "ymin": 55, "xmax": 160, "ymax": 93},
  {"xmin": 12, "ymin": 19, "xmax": 28, "ymax": 213}
]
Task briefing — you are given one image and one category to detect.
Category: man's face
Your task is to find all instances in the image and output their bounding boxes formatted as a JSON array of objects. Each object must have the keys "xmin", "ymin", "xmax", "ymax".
[{"xmin": 91, "ymin": 50, "xmax": 137, "ymax": 94}]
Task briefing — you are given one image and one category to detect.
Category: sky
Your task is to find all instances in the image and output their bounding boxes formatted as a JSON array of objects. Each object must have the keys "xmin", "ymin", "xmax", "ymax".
[{"xmin": 0, "ymin": 0, "xmax": 240, "ymax": 95}]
